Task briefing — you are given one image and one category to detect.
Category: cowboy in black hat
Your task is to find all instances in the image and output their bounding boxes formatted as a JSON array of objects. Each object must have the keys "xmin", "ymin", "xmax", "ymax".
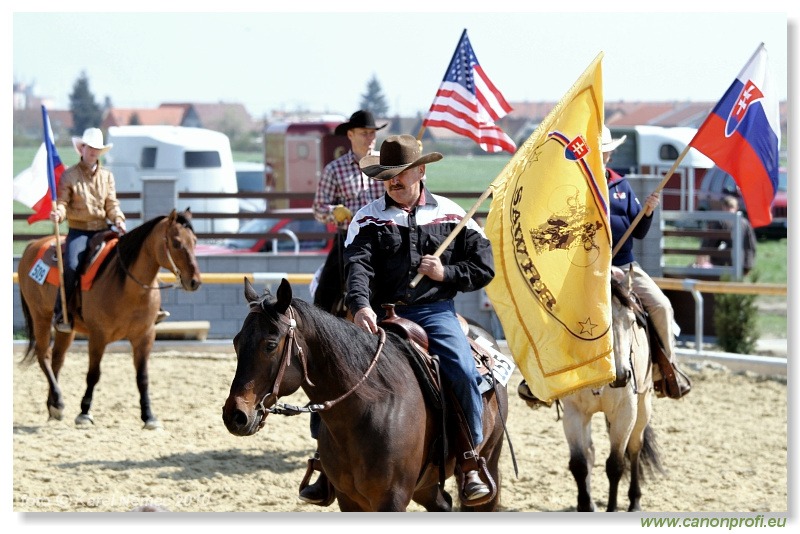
[{"xmin": 301, "ymin": 111, "xmax": 387, "ymax": 504}]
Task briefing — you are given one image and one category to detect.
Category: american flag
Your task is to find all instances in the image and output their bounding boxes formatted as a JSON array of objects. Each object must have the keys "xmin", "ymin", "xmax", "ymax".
[{"xmin": 422, "ymin": 29, "xmax": 516, "ymax": 154}]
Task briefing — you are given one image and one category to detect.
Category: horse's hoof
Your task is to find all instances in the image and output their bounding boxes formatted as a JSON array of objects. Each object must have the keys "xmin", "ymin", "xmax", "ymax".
[
  {"xmin": 75, "ymin": 413, "xmax": 94, "ymax": 426},
  {"xmin": 143, "ymin": 419, "xmax": 163, "ymax": 430},
  {"xmin": 48, "ymin": 406, "xmax": 64, "ymax": 421}
]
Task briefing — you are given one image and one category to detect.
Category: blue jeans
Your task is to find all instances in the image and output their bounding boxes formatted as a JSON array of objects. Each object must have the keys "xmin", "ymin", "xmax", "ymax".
[
  {"xmin": 54, "ymin": 228, "xmax": 100, "ymax": 319},
  {"xmin": 394, "ymin": 300, "xmax": 484, "ymax": 447}
]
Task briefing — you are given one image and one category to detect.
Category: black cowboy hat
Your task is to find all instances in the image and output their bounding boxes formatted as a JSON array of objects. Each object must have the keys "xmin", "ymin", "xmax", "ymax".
[
  {"xmin": 334, "ymin": 110, "xmax": 387, "ymax": 136},
  {"xmin": 359, "ymin": 134, "xmax": 443, "ymax": 181}
]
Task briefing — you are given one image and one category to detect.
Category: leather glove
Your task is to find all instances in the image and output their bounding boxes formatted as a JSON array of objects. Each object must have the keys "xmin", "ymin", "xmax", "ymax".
[{"xmin": 332, "ymin": 205, "xmax": 352, "ymax": 224}]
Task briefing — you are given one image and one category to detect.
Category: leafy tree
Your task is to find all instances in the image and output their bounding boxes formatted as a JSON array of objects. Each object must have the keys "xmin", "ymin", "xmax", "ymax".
[
  {"xmin": 359, "ymin": 75, "xmax": 389, "ymax": 117},
  {"xmin": 69, "ymin": 71, "xmax": 103, "ymax": 135}
]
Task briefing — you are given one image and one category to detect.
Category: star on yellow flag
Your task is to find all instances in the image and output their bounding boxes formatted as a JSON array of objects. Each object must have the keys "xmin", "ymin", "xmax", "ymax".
[{"xmin": 485, "ymin": 52, "xmax": 614, "ymax": 402}]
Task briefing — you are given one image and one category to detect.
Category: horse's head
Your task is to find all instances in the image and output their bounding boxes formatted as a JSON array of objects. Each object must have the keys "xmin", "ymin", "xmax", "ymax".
[
  {"xmin": 161, "ymin": 208, "xmax": 202, "ymax": 291},
  {"xmin": 223, "ymin": 278, "xmax": 306, "ymax": 436},
  {"xmin": 610, "ymin": 277, "xmax": 650, "ymax": 389}
]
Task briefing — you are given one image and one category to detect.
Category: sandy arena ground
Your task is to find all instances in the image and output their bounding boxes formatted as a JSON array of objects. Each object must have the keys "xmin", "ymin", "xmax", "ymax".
[{"xmin": 12, "ymin": 342, "xmax": 787, "ymax": 515}]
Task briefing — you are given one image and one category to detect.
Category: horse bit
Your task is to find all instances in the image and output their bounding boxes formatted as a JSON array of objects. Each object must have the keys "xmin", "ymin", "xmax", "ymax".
[{"xmin": 254, "ymin": 304, "xmax": 387, "ymax": 417}]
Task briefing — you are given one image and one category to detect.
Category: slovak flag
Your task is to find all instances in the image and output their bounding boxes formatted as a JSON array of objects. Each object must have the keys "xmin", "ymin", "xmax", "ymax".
[
  {"xmin": 690, "ymin": 43, "xmax": 781, "ymax": 228},
  {"xmin": 12, "ymin": 105, "xmax": 65, "ymax": 224}
]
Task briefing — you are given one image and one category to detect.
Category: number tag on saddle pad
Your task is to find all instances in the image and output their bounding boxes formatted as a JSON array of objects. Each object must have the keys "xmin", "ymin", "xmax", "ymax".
[
  {"xmin": 473, "ymin": 336, "xmax": 516, "ymax": 388},
  {"xmin": 28, "ymin": 259, "xmax": 50, "ymax": 286}
]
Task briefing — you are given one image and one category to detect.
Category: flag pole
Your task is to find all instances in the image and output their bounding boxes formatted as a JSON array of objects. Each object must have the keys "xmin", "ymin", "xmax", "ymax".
[
  {"xmin": 41, "ymin": 105, "xmax": 69, "ymax": 326},
  {"xmin": 611, "ymin": 143, "xmax": 693, "ymax": 258},
  {"xmin": 52, "ymin": 216, "xmax": 69, "ymax": 325},
  {"xmin": 416, "ymin": 123, "xmax": 427, "ymax": 142},
  {"xmin": 409, "ymin": 186, "xmax": 493, "ymax": 288}
]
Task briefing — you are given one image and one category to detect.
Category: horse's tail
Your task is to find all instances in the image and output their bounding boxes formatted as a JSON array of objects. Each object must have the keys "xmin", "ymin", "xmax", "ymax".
[
  {"xmin": 19, "ymin": 290, "xmax": 37, "ymax": 366},
  {"xmin": 638, "ymin": 423, "xmax": 665, "ymax": 480}
]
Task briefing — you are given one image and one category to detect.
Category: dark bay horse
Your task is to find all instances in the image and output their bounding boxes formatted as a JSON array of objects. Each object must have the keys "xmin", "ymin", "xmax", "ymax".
[
  {"xmin": 559, "ymin": 275, "xmax": 664, "ymax": 511},
  {"xmin": 223, "ymin": 278, "xmax": 508, "ymax": 511},
  {"xmin": 17, "ymin": 209, "xmax": 202, "ymax": 428}
]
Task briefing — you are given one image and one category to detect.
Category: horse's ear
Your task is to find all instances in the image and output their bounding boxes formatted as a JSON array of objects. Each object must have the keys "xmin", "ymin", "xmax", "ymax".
[
  {"xmin": 244, "ymin": 277, "xmax": 260, "ymax": 303},
  {"xmin": 168, "ymin": 209, "xmax": 177, "ymax": 223},
  {"xmin": 275, "ymin": 278, "xmax": 292, "ymax": 314},
  {"xmin": 184, "ymin": 207, "xmax": 192, "ymax": 220},
  {"xmin": 625, "ymin": 265, "xmax": 634, "ymax": 293}
]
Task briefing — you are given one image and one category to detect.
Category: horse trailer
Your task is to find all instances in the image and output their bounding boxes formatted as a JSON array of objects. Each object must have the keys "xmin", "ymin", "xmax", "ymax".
[{"xmin": 105, "ymin": 125, "xmax": 240, "ymax": 234}]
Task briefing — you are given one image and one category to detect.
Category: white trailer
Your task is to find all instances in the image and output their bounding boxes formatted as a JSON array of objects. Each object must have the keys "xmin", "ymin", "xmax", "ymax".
[
  {"xmin": 105, "ymin": 125, "xmax": 240, "ymax": 234},
  {"xmin": 607, "ymin": 125, "xmax": 714, "ymax": 211}
]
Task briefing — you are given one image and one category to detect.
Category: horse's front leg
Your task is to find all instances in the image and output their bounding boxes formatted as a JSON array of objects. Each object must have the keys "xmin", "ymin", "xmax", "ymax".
[
  {"xmin": 562, "ymin": 399, "xmax": 596, "ymax": 512},
  {"xmin": 131, "ymin": 335, "xmax": 161, "ymax": 429},
  {"xmin": 625, "ymin": 393, "xmax": 654, "ymax": 511},
  {"xmin": 76, "ymin": 337, "xmax": 106, "ymax": 426},
  {"xmin": 604, "ymin": 401, "xmax": 636, "ymax": 512}
]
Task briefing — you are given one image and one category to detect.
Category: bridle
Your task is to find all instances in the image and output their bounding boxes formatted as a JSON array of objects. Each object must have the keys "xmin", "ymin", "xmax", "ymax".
[
  {"xmin": 252, "ymin": 303, "xmax": 387, "ymax": 418},
  {"xmin": 116, "ymin": 220, "xmax": 185, "ymax": 290}
]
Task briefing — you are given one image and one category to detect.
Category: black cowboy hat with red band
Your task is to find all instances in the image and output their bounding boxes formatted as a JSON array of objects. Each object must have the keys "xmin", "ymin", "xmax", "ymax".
[{"xmin": 334, "ymin": 110, "xmax": 388, "ymax": 136}]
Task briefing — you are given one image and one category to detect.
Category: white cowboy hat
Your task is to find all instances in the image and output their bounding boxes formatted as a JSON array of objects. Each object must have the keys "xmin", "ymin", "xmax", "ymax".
[
  {"xmin": 72, "ymin": 128, "xmax": 113, "ymax": 156},
  {"xmin": 601, "ymin": 125, "xmax": 626, "ymax": 153}
]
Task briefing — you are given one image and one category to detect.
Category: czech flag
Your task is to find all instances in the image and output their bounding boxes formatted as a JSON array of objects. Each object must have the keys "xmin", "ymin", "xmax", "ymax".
[
  {"xmin": 690, "ymin": 43, "xmax": 781, "ymax": 228},
  {"xmin": 12, "ymin": 105, "xmax": 65, "ymax": 224}
]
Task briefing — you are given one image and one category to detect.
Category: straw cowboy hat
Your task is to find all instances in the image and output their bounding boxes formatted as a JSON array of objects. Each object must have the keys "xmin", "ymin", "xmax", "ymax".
[
  {"xmin": 359, "ymin": 134, "xmax": 443, "ymax": 181},
  {"xmin": 334, "ymin": 110, "xmax": 388, "ymax": 136},
  {"xmin": 601, "ymin": 125, "xmax": 627, "ymax": 153},
  {"xmin": 72, "ymin": 128, "xmax": 113, "ymax": 156}
]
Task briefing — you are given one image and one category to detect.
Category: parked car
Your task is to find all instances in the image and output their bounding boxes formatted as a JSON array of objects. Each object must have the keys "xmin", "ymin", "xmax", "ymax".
[
  {"xmin": 235, "ymin": 161, "xmax": 273, "ymax": 214},
  {"xmin": 196, "ymin": 212, "xmax": 335, "ymax": 254},
  {"xmin": 697, "ymin": 165, "xmax": 787, "ymax": 239}
]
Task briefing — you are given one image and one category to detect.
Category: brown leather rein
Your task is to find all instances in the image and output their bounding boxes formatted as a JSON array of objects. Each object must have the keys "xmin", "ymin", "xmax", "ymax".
[
  {"xmin": 254, "ymin": 304, "xmax": 388, "ymax": 418},
  {"xmin": 115, "ymin": 223, "xmax": 183, "ymax": 290}
]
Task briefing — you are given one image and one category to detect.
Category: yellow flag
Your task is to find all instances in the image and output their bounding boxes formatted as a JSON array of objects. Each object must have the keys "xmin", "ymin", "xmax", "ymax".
[{"xmin": 485, "ymin": 52, "xmax": 614, "ymax": 402}]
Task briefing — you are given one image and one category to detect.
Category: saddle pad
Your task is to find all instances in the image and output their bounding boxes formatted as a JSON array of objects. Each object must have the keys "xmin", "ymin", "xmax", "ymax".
[
  {"xmin": 81, "ymin": 238, "xmax": 118, "ymax": 291},
  {"xmin": 29, "ymin": 238, "xmax": 64, "ymax": 287}
]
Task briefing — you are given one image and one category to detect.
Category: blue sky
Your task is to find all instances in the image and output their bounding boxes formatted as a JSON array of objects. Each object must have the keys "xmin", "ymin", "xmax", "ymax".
[{"xmin": 9, "ymin": 4, "xmax": 794, "ymax": 120}]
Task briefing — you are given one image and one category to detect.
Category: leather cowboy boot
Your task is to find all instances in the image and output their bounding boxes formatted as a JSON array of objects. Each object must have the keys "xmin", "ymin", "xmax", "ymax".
[
  {"xmin": 298, "ymin": 451, "xmax": 334, "ymax": 506},
  {"xmin": 517, "ymin": 379, "xmax": 552, "ymax": 408},
  {"xmin": 458, "ymin": 450, "xmax": 495, "ymax": 507}
]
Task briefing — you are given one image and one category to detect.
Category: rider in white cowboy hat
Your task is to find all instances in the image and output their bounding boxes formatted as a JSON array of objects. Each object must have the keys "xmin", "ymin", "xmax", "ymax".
[
  {"xmin": 518, "ymin": 125, "xmax": 690, "ymax": 405},
  {"xmin": 602, "ymin": 124, "xmax": 691, "ymax": 399},
  {"xmin": 51, "ymin": 128, "xmax": 126, "ymax": 333},
  {"xmin": 72, "ymin": 127, "xmax": 113, "ymax": 156}
]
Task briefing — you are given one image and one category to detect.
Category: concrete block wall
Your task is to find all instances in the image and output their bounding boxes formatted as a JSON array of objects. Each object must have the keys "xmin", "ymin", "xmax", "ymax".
[{"xmin": 13, "ymin": 253, "xmax": 499, "ymax": 340}]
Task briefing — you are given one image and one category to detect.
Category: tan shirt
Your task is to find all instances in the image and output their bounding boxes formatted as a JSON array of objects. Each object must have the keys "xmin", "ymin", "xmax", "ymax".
[{"xmin": 55, "ymin": 160, "xmax": 125, "ymax": 231}]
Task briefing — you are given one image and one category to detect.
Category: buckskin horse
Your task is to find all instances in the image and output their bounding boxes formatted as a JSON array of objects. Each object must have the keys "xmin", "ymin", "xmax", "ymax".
[
  {"xmin": 222, "ymin": 278, "xmax": 509, "ymax": 511},
  {"xmin": 17, "ymin": 209, "xmax": 202, "ymax": 428},
  {"xmin": 559, "ymin": 275, "xmax": 664, "ymax": 511}
]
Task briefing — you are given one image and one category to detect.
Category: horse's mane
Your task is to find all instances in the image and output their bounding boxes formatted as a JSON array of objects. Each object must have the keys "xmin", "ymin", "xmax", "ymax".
[
  {"xmin": 96, "ymin": 213, "xmax": 194, "ymax": 286},
  {"xmin": 610, "ymin": 278, "xmax": 634, "ymax": 309},
  {"xmin": 281, "ymin": 298, "xmax": 414, "ymax": 402}
]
